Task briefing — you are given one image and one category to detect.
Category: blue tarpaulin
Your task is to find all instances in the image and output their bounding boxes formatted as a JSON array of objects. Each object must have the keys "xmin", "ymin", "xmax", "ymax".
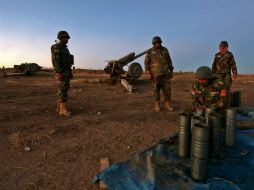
[{"xmin": 93, "ymin": 115, "xmax": 254, "ymax": 190}]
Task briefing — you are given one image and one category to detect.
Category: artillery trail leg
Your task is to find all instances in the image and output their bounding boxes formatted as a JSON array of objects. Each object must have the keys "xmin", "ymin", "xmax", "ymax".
[{"xmin": 120, "ymin": 79, "xmax": 136, "ymax": 93}]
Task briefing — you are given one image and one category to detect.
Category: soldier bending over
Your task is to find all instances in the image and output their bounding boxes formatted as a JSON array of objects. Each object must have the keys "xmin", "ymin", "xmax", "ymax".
[{"xmin": 192, "ymin": 66, "xmax": 228, "ymax": 112}]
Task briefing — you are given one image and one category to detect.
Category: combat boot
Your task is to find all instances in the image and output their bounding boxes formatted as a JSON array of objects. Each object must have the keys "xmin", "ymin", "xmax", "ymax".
[
  {"xmin": 155, "ymin": 101, "xmax": 160, "ymax": 112},
  {"xmin": 56, "ymin": 101, "xmax": 60, "ymax": 113},
  {"xmin": 59, "ymin": 102, "xmax": 72, "ymax": 117},
  {"xmin": 164, "ymin": 101, "xmax": 174, "ymax": 112}
]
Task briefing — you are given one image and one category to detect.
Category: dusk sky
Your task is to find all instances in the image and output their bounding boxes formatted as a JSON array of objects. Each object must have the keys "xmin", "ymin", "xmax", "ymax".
[{"xmin": 0, "ymin": 0, "xmax": 253, "ymax": 73}]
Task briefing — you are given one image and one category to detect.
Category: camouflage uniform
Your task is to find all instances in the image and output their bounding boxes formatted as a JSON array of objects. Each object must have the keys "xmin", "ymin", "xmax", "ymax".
[
  {"xmin": 144, "ymin": 46, "xmax": 174, "ymax": 101},
  {"xmin": 51, "ymin": 43, "xmax": 73, "ymax": 102},
  {"xmin": 212, "ymin": 51, "xmax": 237, "ymax": 90},
  {"xmin": 192, "ymin": 78, "xmax": 227, "ymax": 110}
]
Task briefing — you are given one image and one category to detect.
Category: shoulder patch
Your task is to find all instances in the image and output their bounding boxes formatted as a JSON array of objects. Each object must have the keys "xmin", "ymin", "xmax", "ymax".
[{"xmin": 220, "ymin": 90, "xmax": 227, "ymax": 96}]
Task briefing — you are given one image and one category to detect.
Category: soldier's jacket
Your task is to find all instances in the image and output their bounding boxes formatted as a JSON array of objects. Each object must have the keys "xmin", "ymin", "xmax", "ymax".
[
  {"xmin": 212, "ymin": 51, "xmax": 237, "ymax": 75},
  {"xmin": 51, "ymin": 43, "xmax": 73, "ymax": 73},
  {"xmin": 144, "ymin": 46, "xmax": 173, "ymax": 77},
  {"xmin": 192, "ymin": 78, "xmax": 227, "ymax": 110}
]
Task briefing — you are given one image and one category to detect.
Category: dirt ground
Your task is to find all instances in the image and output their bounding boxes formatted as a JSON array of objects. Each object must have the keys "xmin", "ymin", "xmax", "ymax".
[{"xmin": 0, "ymin": 70, "xmax": 253, "ymax": 190}]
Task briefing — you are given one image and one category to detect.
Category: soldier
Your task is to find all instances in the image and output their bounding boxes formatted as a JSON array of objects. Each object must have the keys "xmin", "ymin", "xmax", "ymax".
[
  {"xmin": 144, "ymin": 36, "xmax": 174, "ymax": 112},
  {"xmin": 2, "ymin": 66, "xmax": 7, "ymax": 77},
  {"xmin": 192, "ymin": 66, "xmax": 228, "ymax": 112},
  {"xmin": 51, "ymin": 31, "xmax": 74, "ymax": 117},
  {"xmin": 212, "ymin": 41, "xmax": 238, "ymax": 91}
]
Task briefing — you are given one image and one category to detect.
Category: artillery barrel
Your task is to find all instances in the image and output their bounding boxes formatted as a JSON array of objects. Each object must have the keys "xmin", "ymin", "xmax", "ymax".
[
  {"xmin": 117, "ymin": 48, "xmax": 151, "ymax": 67},
  {"xmin": 133, "ymin": 49, "xmax": 150, "ymax": 60},
  {"xmin": 117, "ymin": 52, "xmax": 135, "ymax": 66}
]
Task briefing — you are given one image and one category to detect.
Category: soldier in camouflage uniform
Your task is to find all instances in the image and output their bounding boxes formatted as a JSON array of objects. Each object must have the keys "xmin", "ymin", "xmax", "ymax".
[
  {"xmin": 51, "ymin": 31, "xmax": 74, "ymax": 116},
  {"xmin": 144, "ymin": 36, "xmax": 174, "ymax": 112},
  {"xmin": 192, "ymin": 66, "xmax": 228, "ymax": 112},
  {"xmin": 212, "ymin": 41, "xmax": 237, "ymax": 91}
]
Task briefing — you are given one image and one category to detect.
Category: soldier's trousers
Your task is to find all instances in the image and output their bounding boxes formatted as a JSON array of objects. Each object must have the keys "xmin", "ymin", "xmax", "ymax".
[
  {"xmin": 152, "ymin": 75, "xmax": 171, "ymax": 102},
  {"xmin": 215, "ymin": 73, "xmax": 232, "ymax": 107},
  {"xmin": 215, "ymin": 73, "xmax": 232, "ymax": 90},
  {"xmin": 56, "ymin": 70, "xmax": 71, "ymax": 103}
]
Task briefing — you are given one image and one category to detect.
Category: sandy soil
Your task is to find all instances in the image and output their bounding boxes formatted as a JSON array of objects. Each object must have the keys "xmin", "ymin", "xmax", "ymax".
[{"xmin": 0, "ymin": 70, "xmax": 253, "ymax": 190}]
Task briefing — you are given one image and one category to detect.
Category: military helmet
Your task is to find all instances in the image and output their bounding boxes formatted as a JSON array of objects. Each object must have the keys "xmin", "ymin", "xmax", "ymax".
[
  {"xmin": 57, "ymin": 31, "xmax": 70, "ymax": 39},
  {"xmin": 220, "ymin": 41, "xmax": 228, "ymax": 47},
  {"xmin": 152, "ymin": 36, "xmax": 162, "ymax": 44},
  {"xmin": 195, "ymin": 66, "xmax": 213, "ymax": 78}
]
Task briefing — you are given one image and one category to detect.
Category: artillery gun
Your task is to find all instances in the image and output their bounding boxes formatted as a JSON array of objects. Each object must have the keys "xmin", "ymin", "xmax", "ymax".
[
  {"xmin": 104, "ymin": 49, "xmax": 149, "ymax": 93},
  {"xmin": 104, "ymin": 49, "xmax": 149, "ymax": 80},
  {"xmin": 14, "ymin": 63, "xmax": 42, "ymax": 75}
]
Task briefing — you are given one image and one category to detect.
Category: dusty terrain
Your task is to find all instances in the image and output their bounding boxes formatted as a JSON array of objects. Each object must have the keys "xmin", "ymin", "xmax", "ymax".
[{"xmin": 0, "ymin": 70, "xmax": 253, "ymax": 190}]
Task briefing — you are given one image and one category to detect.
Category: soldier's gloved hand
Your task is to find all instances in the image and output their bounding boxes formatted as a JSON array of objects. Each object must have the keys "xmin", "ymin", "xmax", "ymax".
[
  {"xmin": 56, "ymin": 72, "xmax": 64, "ymax": 81},
  {"xmin": 147, "ymin": 72, "xmax": 153, "ymax": 80},
  {"xmin": 169, "ymin": 72, "xmax": 173, "ymax": 79},
  {"xmin": 209, "ymin": 105, "xmax": 217, "ymax": 112},
  {"xmin": 197, "ymin": 105, "xmax": 206, "ymax": 111},
  {"xmin": 216, "ymin": 101, "xmax": 224, "ymax": 108}
]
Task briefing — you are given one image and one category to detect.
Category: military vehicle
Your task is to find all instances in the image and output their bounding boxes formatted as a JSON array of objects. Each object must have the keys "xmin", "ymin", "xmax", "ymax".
[
  {"xmin": 14, "ymin": 63, "xmax": 42, "ymax": 75},
  {"xmin": 104, "ymin": 49, "xmax": 149, "ymax": 80}
]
